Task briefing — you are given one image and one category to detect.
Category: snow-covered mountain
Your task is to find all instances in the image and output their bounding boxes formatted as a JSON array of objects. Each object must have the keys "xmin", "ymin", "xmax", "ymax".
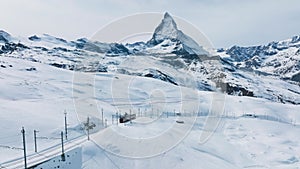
[
  {"xmin": 0, "ymin": 30, "xmax": 12, "ymax": 43},
  {"xmin": 0, "ymin": 12, "xmax": 299, "ymax": 105},
  {"xmin": 146, "ymin": 12, "xmax": 209, "ymax": 56},
  {"xmin": 215, "ymin": 36, "xmax": 300, "ymax": 104},
  {"xmin": 220, "ymin": 36, "xmax": 300, "ymax": 81},
  {"xmin": 1, "ymin": 12, "xmax": 300, "ymax": 169}
]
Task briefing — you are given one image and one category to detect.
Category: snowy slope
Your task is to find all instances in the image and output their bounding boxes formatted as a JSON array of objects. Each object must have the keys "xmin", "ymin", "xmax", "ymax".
[{"xmin": 1, "ymin": 56, "xmax": 300, "ymax": 169}]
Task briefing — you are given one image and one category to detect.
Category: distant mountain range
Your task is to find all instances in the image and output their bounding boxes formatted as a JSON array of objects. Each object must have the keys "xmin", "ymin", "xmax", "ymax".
[{"xmin": 0, "ymin": 12, "xmax": 299, "ymax": 104}]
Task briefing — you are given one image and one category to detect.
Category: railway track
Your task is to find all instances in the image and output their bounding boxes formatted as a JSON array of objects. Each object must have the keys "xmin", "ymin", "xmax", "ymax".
[{"xmin": 0, "ymin": 135, "xmax": 86, "ymax": 169}]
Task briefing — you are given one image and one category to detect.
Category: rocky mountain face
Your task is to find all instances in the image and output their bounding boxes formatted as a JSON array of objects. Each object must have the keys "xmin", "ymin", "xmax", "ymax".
[
  {"xmin": 146, "ymin": 12, "xmax": 208, "ymax": 56},
  {"xmin": 216, "ymin": 36, "xmax": 300, "ymax": 104},
  {"xmin": 0, "ymin": 30, "xmax": 12, "ymax": 43},
  {"xmin": 220, "ymin": 36, "xmax": 300, "ymax": 81},
  {"xmin": 0, "ymin": 13, "xmax": 299, "ymax": 104}
]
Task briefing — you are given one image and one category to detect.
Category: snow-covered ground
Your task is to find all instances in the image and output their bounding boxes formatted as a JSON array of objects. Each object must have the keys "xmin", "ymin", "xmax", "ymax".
[
  {"xmin": 83, "ymin": 118, "xmax": 300, "ymax": 169},
  {"xmin": 0, "ymin": 57, "xmax": 83, "ymax": 165},
  {"xmin": 0, "ymin": 56, "xmax": 300, "ymax": 169}
]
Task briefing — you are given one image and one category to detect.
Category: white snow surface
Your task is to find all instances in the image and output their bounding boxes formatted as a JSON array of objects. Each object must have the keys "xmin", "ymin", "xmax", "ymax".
[{"xmin": 0, "ymin": 56, "xmax": 300, "ymax": 169}]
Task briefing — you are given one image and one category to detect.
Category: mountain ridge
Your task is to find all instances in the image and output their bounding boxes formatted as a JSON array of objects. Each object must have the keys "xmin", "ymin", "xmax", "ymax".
[{"xmin": 0, "ymin": 12, "xmax": 299, "ymax": 105}]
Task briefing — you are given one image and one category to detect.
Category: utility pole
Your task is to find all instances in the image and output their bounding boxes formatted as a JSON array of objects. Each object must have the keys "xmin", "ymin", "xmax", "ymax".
[
  {"xmin": 151, "ymin": 107, "xmax": 153, "ymax": 118},
  {"xmin": 61, "ymin": 131, "xmax": 64, "ymax": 155},
  {"xmin": 87, "ymin": 117, "xmax": 90, "ymax": 141},
  {"xmin": 61, "ymin": 131, "xmax": 65, "ymax": 161},
  {"xmin": 101, "ymin": 108, "xmax": 104, "ymax": 127},
  {"xmin": 138, "ymin": 108, "xmax": 140, "ymax": 117},
  {"xmin": 130, "ymin": 109, "xmax": 132, "ymax": 123},
  {"xmin": 64, "ymin": 110, "xmax": 68, "ymax": 140},
  {"xmin": 21, "ymin": 127, "xmax": 27, "ymax": 169},
  {"xmin": 116, "ymin": 112, "xmax": 119, "ymax": 126},
  {"xmin": 34, "ymin": 130, "xmax": 38, "ymax": 153}
]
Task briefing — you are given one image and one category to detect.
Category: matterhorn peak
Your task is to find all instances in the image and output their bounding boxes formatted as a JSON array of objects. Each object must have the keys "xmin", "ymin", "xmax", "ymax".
[
  {"xmin": 151, "ymin": 12, "xmax": 179, "ymax": 43},
  {"xmin": 148, "ymin": 12, "xmax": 209, "ymax": 55}
]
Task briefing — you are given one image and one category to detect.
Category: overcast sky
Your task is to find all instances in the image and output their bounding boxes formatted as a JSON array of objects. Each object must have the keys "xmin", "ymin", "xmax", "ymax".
[{"xmin": 1, "ymin": 0, "xmax": 299, "ymax": 48}]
